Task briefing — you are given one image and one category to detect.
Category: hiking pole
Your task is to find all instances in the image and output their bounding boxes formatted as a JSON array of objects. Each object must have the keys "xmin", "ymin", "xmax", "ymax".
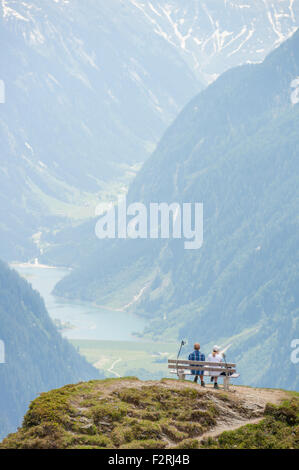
[
  {"xmin": 176, "ymin": 340, "xmax": 186, "ymax": 378},
  {"xmin": 223, "ymin": 352, "xmax": 231, "ymax": 375},
  {"xmin": 177, "ymin": 340, "xmax": 186, "ymax": 360},
  {"xmin": 222, "ymin": 352, "xmax": 229, "ymax": 389},
  {"xmin": 223, "ymin": 352, "xmax": 229, "ymax": 375}
]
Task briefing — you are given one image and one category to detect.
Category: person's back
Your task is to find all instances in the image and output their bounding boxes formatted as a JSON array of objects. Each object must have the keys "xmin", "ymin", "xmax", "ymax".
[
  {"xmin": 188, "ymin": 343, "xmax": 205, "ymax": 386},
  {"xmin": 207, "ymin": 352, "xmax": 223, "ymax": 363},
  {"xmin": 208, "ymin": 345, "xmax": 223, "ymax": 389}
]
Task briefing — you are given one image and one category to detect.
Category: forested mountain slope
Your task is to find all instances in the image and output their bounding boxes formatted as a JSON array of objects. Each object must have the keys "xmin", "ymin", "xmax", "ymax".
[
  {"xmin": 55, "ymin": 29, "xmax": 299, "ymax": 390},
  {"xmin": 0, "ymin": 260, "xmax": 100, "ymax": 439}
]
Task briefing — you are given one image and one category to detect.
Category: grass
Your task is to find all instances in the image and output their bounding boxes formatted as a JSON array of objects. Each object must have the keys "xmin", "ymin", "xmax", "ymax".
[
  {"xmin": 70, "ymin": 339, "xmax": 178, "ymax": 379},
  {"xmin": 1, "ymin": 380, "xmax": 297, "ymax": 449},
  {"xmin": 0, "ymin": 378, "xmax": 230, "ymax": 449},
  {"xmin": 26, "ymin": 163, "xmax": 137, "ymax": 220},
  {"xmin": 201, "ymin": 393, "xmax": 299, "ymax": 449}
]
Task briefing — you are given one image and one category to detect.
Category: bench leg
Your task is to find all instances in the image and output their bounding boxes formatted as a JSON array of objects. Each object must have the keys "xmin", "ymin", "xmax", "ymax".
[
  {"xmin": 223, "ymin": 376, "xmax": 230, "ymax": 391},
  {"xmin": 178, "ymin": 372, "xmax": 185, "ymax": 380}
]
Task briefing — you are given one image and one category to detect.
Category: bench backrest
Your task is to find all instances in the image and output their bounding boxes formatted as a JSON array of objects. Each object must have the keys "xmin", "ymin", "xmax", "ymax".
[{"xmin": 168, "ymin": 359, "xmax": 236, "ymax": 373}]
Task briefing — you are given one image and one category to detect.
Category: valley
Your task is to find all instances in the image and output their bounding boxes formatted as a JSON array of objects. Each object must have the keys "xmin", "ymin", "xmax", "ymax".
[
  {"xmin": 13, "ymin": 263, "xmax": 178, "ymax": 379},
  {"xmin": 1, "ymin": 0, "xmax": 298, "ymax": 262}
]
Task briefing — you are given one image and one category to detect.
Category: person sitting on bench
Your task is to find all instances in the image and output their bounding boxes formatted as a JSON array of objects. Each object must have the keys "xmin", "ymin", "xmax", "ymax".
[
  {"xmin": 207, "ymin": 345, "xmax": 223, "ymax": 389},
  {"xmin": 188, "ymin": 343, "xmax": 205, "ymax": 387}
]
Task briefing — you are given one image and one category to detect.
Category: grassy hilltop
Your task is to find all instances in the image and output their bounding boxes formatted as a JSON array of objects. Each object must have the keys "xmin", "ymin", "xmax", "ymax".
[{"xmin": 1, "ymin": 378, "xmax": 298, "ymax": 449}]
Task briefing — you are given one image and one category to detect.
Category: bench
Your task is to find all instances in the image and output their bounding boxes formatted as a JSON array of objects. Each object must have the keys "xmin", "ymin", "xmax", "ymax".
[{"xmin": 168, "ymin": 359, "xmax": 239, "ymax": 391}]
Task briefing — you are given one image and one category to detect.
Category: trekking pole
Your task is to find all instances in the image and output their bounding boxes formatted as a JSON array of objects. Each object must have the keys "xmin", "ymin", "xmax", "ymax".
[
  {"xmin": 177, "ymin": 340, "xmax": 185, "ymax": 360},
  {"xmin": 222, "ymin": 352, "xmax": 229, "ymax": 389},
  {"xmin": 223, "ymin": 352, "xmax": 228, "ymax": 374},
  {"xmin": 176, "ymin": 340, "xmax": 185, "ymax": 378}
]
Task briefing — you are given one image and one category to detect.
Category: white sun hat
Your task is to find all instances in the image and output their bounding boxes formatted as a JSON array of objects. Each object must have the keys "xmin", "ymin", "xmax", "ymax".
[{"xmin": 213, "ymin": 345, "xmax": 220, "ymax": 352}]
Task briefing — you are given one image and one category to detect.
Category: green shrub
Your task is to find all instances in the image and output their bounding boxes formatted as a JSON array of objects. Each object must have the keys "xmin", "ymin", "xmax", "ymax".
[{"xmin": 91, "ymin": 403, "xmax": 127, "ymax": 424}]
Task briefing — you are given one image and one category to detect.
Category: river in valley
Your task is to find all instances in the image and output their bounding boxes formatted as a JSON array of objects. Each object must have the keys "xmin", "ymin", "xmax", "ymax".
[{"xmin": 13, "ymin": 264, "xmax": 147, "ymax": 342}]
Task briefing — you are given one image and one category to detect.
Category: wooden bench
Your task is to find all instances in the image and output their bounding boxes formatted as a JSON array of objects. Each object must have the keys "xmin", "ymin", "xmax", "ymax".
[{"xmin": 168, "ymin": 359, "xmax": 239, "ymax": 391}]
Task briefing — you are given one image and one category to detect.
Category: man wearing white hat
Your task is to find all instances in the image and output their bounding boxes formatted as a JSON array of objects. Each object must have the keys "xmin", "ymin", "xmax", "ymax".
[{"xmin": 207, "ymin": 345, "xmax": 223, "ymax": 389}]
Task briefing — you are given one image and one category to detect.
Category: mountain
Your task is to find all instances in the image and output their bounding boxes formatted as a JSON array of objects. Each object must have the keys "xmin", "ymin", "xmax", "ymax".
[
  {"xmin": 0, "ymin": 260, "xmax": 100, "ymax": 439},
  {"xmin": 55, "ymin": 29, "xmax": 299, "ymax": 391},
  {"xmin": 1, "ymin": 0, "xmax": 298, "ymax": 261},
  {"xmin": 0, "ymin": 378, "xmax": 297, "ymax": 449},
  {"xmin": 124, "ymin": 0, "xmax": 299, "ymax": 82},
  {"xmin": 0, "ymin": 0, "xmax": 200, "ymax": 261}
]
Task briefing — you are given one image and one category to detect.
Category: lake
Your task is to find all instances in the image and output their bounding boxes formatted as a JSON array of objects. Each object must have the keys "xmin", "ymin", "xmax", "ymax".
[{"xmin": 13, "ymin": 264, "xmax": 147, "ymax": 342}]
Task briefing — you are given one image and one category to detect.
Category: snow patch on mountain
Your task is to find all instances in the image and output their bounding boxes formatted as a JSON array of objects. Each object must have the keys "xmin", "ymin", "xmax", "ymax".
[
  {"xmin": 128, "ymin": 0, "xmax": 299, "ymax": 83},
  {"xmin": 25, "ymin": 142, "xmax": 34, "ymax": 154},
  {"xmin": 227, "ymin": 26, "xmax": 255, "ymax": 57},
  {"xmin": 1, "ymin": 0, "xmax": 29, "ymax": 22}
]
